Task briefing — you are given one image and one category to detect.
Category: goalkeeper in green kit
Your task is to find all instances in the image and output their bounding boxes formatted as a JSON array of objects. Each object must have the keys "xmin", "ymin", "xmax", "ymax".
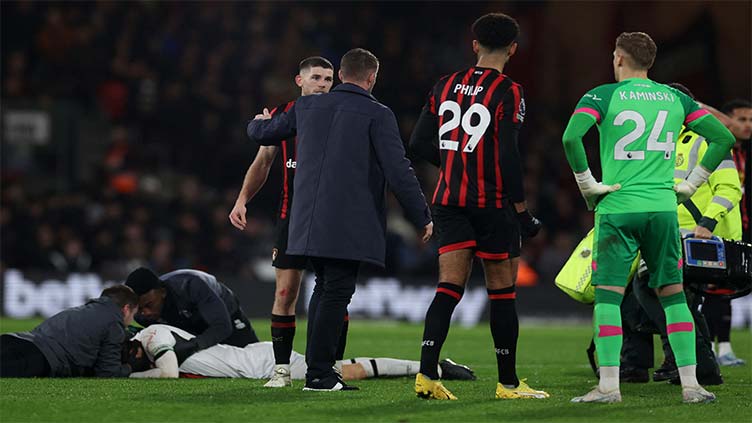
[{"xmin": 562, "ymin": 32, "xmax": 735, "ymax": 404}]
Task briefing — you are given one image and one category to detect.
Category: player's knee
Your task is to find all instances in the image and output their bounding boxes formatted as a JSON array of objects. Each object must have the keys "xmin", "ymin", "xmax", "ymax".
[
  {"xmin": 274, "ymin": 288, "xmax": 299, "ymax": 311},
  {"xmin": 655, "ymin": 283, "xmax": 683, "ymax": 297},
  {"xmin": 597, "ymin": 285, "xmax": 626, "ymax": 295},
  {"xmin": 486, "ymin": 278, "xmax": 514, "ymax": 290}
]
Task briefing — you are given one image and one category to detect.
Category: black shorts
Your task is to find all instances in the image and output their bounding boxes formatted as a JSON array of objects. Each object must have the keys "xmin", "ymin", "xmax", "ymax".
[
  {"xmin": 433, "ymin": 204, "xmax": 521, "ymax": 260},
  {"xmin": 272, "ymin": 216, "xmax": 307, "ymax": 269}
]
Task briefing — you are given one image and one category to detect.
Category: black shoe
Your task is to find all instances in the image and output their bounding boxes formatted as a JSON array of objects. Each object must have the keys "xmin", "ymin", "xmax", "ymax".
[
  {"xmin": 303, "ymin": 375, "xmax": 359, "ymax": 391},
  {"xmin": 669, "ymin": 372, "xmax": 724, "ymax": 386},
  {"xmin": 653, "ymin": 359, "xmax": 678, "ymax": 382},
  {"xmin": 620, "ymin": 367, "xmax": 649, "ymax": 383},
  {"xmin": 439, "ymin": 358, "xmax": 477, "ymax": 381}
]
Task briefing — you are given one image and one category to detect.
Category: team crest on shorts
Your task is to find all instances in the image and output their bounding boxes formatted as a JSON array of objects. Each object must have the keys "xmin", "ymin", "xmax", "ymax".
[
  {"xmin": 675, "ymin": 153, "xmax": 684, "ymax": 167},
  {"xmin": 272, "ymin": 248, "xmax": 278, "ymax": 261}
]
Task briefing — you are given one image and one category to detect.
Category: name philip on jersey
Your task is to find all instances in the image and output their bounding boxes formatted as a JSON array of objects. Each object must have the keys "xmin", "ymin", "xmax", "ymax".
[{"xmin": 453, "ymin": 84, "xmax": 484, "ymax": 96}]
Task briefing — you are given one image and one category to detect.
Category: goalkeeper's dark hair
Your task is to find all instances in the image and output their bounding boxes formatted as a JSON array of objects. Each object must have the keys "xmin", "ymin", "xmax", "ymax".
[
  {"xmin": 616, "ymin": 32, "xmax": 657, "ymax": 70},
  {"xmin": 299, "ymin": 56, "xmax": 333, "ymax": 72},
  {"xmin": 101, "ymin": 285, "xmax": 139, "ymax": 308},
  {"xmin": 721, "ymin": 99, "xmax": 752, "ymax": 115},
  {"xmin": 668, "ymin": 83, "xmax": 695, "ymax": 100},
  {"xmin": 472, "ymin": 13, "xmax": 519, "ymax": 51}
]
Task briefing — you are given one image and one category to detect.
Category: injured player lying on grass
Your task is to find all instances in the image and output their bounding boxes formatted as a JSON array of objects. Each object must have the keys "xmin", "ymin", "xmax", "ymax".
[{"xmin": 124, "ymin": 324, "xmax": 476, "ymax": 382}]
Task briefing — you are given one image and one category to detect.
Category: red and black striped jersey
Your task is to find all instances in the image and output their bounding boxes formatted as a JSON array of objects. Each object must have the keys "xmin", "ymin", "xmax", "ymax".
[
  {"xmin": 270, "ymin": 100, "xmax": 297, "ymax": 219},
  {"xmin": 424, "ymin": 67, "xmax": 525, "ymax": 208}
]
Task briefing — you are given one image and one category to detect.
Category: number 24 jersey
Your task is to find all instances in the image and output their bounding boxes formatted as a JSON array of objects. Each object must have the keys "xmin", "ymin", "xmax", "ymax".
[{"xmin": 572, "ymin": 78, "xmax": 708, "ymax": 214}]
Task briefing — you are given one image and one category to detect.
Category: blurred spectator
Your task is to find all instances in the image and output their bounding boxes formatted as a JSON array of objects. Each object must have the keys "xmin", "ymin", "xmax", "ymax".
[{"xmin": 4, "ymin": 1, "xmax": 744, "ymax": 284}]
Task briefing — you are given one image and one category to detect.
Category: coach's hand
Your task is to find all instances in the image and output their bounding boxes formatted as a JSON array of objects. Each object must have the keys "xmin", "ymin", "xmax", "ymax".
[
  {"xmin": 516, "ymin": 210, "xmax": 543, "ymax": 238},
  {"xmin": 421, "ymin": 222, "xmax": 434, "ymax": 243},
  {"xmin": 229, "ymin": 201, "xmax": 248, "ymax": 230},
  {"xmin": 253, "ymin": 108, "xmax": 272, "ymax": 121},
  {"xmin": 574, "ymin": 169, "xmax": 621, "ymax": 211}
]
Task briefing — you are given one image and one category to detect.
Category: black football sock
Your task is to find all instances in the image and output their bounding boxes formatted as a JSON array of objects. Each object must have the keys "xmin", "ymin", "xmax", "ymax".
[
  {"xmin": 419, "ymin": 282, "xmax": 464, "ymax": 379},
  {"xmin": 488, "ymin": 286, "xmax": 519, "ymax": 387},
  {"xmin": 335, "ymin": 311, "xmax": 349, "ymax": 361},
  {"xmin": 271, "ymin": 314, "xmax": 296, "ymax": 365}
]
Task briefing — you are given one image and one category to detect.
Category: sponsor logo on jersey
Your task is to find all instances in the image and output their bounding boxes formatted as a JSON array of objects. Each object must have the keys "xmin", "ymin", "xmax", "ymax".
[
  {"xmin": 234, "ymin": 318, "xmax": 246, "ymax": 330},
  {"xmin": 286, "ymin": 159, "xmax": 297, "ymax": 169},
  {"xmin": 676, "ymin": 153, "xmax": 685, "ymax": 167},
  {"xmin": 517, "ymin": 98, "xmax": 526, "ymax": 122}
]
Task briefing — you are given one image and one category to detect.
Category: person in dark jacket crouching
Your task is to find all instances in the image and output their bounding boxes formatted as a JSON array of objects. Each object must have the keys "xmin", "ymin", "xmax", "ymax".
[
  {"xmin": 124, "ymin": 268, "xmax": 259, "ymax": 362},
  {"xmin": 1, "ymin": 285, "xmax": 138, "ymax": 378}
]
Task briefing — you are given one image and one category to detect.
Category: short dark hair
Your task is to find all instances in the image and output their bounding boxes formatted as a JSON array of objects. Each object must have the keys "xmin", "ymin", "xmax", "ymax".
[
  {"xmin": 124, "ymin": 267, "xmax": 162, "ymax": 296},
  {"xmin": 472, "ymin": 13, "xmax": 519, "ymax": 50},
  {"xmin": 721, "ymin": 99, "xmax": 752, "ymax": 115},
  {"xmin": 299, "ymin": 56, "xmax": 333, "ymax": 73},
  {"xmin": 101, "ymin": 285, "xmax": 139, "ymax": 308},
  {"xmin": 616, "ymin": 32, "xmax": 657, "ymax": 70},
  {"xmin": 668, "ymin": 82, "xmax": 695, "ymax": 99},
  {"xmin": 339, "ymin": 48, "xmax": 379, "ymax": 81}
]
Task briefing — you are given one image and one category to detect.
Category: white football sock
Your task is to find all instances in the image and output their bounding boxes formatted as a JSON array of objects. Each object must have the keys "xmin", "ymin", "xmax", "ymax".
[
  {"xmin": 350, "ymin": 358, "xmax": 420, "ymax": 378},
  {"xmin": 599, "ymin": 366, "xmax": 620, "ymax": 392},
  {"xmin": 678, "ymin": 365, "xmax": 699, "ymax": 388},
  {"xmin": 717, "ymin": 342, "xmax": 733, "ymax": 357}
]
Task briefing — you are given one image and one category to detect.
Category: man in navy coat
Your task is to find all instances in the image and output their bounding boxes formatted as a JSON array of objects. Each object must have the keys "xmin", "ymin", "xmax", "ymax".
[{"xmin": 247, "ymin": 48, "xmax": 432, "ymax": 391}]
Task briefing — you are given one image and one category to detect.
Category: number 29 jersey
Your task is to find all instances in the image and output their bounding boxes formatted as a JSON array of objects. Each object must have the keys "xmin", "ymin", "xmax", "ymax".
[
  {"xmin": 425, "ymin": 67, "xmax": 525, "ymax": 208},
  {"xmin": 572, "ymin": 78, "xmax": 708, "ymax": 214}
]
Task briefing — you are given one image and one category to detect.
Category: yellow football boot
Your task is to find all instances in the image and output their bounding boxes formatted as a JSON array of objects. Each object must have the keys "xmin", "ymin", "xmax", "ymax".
[
  {"xmin": 415, "ymin": 373, "xmax": 457, "ymax": 400},
  {"xmin": 495, "ymin": 379, "xmax": 549, "ymax": 399}
]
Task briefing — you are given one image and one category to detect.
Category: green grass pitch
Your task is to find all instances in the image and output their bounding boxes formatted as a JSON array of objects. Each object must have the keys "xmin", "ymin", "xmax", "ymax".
[{"xmin": 1, "ymin": 318, "xmax": 750, "ymax": 422}]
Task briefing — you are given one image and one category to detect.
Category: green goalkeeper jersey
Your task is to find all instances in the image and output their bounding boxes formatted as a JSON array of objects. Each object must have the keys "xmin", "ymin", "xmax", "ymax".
[{"xmin": 572, "ymin": 78, "xmax": 707, "ymax": 214}]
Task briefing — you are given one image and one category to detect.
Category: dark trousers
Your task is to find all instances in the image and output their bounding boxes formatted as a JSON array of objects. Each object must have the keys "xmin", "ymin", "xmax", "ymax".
[
  {"xmin": 701, "ymin": 296, "xmax": 732, "ymax": 343},
  {"xmin": 222, "ymin": 308, "xmax": 260, "ymax": 347},
  {"xmin": 0, "ymin": 335, "xmax": 51, "ymax": 377},
  {"xmin": 621, "ymin": 276, "xmax": 719, "ymax": 377},
  {"xmin": 305, "ymin": 257, "xmax": 359, "ymax": 382}
]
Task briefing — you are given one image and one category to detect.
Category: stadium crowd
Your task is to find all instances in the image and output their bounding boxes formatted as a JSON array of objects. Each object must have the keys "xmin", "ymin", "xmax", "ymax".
[{"xmin": 0, "ymin": 2, "xmax": 742, "ymax": 285}]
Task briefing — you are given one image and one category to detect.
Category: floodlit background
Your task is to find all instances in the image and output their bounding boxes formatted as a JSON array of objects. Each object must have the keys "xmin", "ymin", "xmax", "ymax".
[{"xmin": 1, "ymin": 1, "xmax": 750, "ymax": 323}]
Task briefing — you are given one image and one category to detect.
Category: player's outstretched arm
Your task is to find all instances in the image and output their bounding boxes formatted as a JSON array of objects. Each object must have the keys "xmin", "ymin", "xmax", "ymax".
[
  {"xmin": 129, "ymin": 351, "xmax": 179, "ymax": 379},
  {"xmin": 229, "ymin": 146, "xmax": 278, "ymax": 230},
  {"xmin": 562, "ymin": 113, "xmax": 620, "ymax": 211}
]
